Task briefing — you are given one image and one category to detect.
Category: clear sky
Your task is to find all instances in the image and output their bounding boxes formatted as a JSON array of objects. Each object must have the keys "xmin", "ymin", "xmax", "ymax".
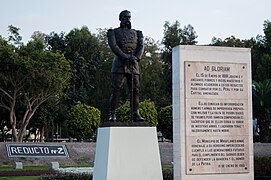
[{"xmin": 0, "ymin": 0, "xmax": 270, "ymax": 45}]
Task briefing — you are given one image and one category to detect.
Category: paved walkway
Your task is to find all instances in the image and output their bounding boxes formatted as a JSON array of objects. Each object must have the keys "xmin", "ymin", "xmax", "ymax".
[{"xmin": 253, "ymin": 143, "xmax": 271, "ymax": 157}]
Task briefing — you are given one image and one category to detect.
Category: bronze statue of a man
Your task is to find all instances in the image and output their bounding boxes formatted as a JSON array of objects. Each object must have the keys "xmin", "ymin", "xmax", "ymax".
[{"xmin": 107, "ymin": 10, "xmax": 144, "ymax": 122}]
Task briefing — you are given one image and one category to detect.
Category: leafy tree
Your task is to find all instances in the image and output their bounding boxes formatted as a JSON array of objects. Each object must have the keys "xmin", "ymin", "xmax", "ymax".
[
  {"xmin": 0, "ymin": 27, "xmax": 71, "ymax": 142},
  {"xmin": 65, "ymin": 26, "xmax": 101, "ymax": 104},
  {"xmin": 90, "ymin": 28, "xmax": 113, "ymax": 120},
  {"xmin": 262, "ymin": 20, "xmax": 271, "ymax": 53},
  {"xmin": 0, "ymin": 109, "xmax": 9, "ymax": 141},
  {"xmin": 158, "ymin": 105, "xmax": 173, "ymax": 142},
  {"xmin": 67, "ymin": 102, "xmax": 100, "ymax": 141},
  {"xmin": 46, "ymin": 27, "xmax": 101, "ymax": 106},
  {"xmin": 182, "ymin": 24, "xmax": 198, "ymax": 45},
  {"xmin": 45, "ymin": 27, "xmax": 109, "ymax": 124},
  {"xmin": 140, "ymin": 37, "xmax": 166, "ymax": 108},
  {"xmin": 250, "ymin": 21, "xmax": 271, "ymax": 143},
  {"xmin": 211, "ymin": 36, "xmax": 255, "ymax": 48},
  {"xmin": 253, "ymin": 20, "xmax": 271, "ymax": 81},
  {"xmin": 45, "ymin": 31, "xmax": 66, "ymax": 53},
  {"xmin": 161, "ymin": 21, "xmax": 198, "ymax": 105},
  {"xmin": 30, "ymin": 99, "xmax": 60, "ymax": 142},
  {"xmin": 7, "ymin": 25, "xmax": 22, "ymax": 46},
  {"xmin": 162, "ymin": 21, "xmax": 182, "ymax": 53},
  {"xmin": 252, "ymin": 80, "xmax": 271, "ymax": 142},
  {"xmin": 254, "ymin": 54, "xmax": 271, "ymax": 81},
  {"xmin": 117, "ymin": 99, "xmax": 158, "ymax": 126},
  {"xmin": 162, "ymin": 21, "xmax": 198, "ymax": 53}
]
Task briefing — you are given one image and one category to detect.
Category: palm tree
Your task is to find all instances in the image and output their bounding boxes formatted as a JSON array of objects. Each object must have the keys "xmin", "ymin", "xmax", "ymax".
[{"xmin": 252, "ymin": 79, "xmax": 271, "ymax": 143}]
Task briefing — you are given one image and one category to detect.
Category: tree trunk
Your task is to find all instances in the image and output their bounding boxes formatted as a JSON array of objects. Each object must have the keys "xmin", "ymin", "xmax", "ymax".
[
  {"xmin": 0, "ymin": 127, "xmax": 3, "ymax": 142},
  {"xmin": 10, "ymin": 112, "xmax": 18, "ymax": 142},
  {"xmin": 18, "ymin": 104, "xmax": 40, "ymax": 142},
  {"xmin": 40, "ymin": 126, "xmax": 45, "ymax": 143},
  {"xmin": 24, "ymin": 130, "xmax": 31, "ymax": 142},
  {"xmin": 11, "ymin": 126, "xmax": 18, "ymax": 142},
  {"xmin": 7, "ymin": 100, "xmax": 17, "ymax": 142},
  {"xmin": 34, "ymin": 129, "xmax": 39, "ymax": 142},
  {"xmin": 45, "ymin": 121, "xmax": 49, "ymax": 142},
  {"xmin": 18, "ymin": 118, "xmax": 30, "ymax": 142}
]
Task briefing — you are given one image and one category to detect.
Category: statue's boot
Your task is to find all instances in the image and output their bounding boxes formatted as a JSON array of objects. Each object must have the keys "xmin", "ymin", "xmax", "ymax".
[
  {"xmin": 108, "ymin": 111, "xmax": 117, "ymax": 121},
  {"xmin": 133, "ymin": 110, "xmax": 145, "ymax": 121}
]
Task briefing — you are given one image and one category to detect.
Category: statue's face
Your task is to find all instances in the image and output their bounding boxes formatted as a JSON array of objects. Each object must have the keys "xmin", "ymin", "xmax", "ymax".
[{"xmin": 120, "ymin": 12, "xmax": 131, "ymax": 28}]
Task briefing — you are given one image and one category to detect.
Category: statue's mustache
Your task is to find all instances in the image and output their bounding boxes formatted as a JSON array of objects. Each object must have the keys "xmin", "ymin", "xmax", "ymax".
[{"xmin": 120, "ymin": 21, "xmax": 131, "ymax": 29}]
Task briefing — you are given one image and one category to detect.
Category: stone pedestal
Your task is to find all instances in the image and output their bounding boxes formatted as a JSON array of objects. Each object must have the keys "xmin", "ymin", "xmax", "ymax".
[{"xmin": 93, "ymin": 127, "xmax": 163, "ymax": 180}]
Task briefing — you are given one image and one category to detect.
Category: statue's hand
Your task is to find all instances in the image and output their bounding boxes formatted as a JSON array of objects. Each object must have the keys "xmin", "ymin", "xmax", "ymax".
[{"xmin": 128, "ymin": 55, "xmax": 138, "ymax": 63}]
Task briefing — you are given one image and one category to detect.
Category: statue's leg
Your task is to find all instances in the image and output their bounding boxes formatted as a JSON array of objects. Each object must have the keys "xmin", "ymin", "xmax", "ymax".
[
  {"xmin": 132, "ymin": 74, "xmax": 140, "ymax": 111},
  {"xmin": 128, "ymin": 74, "xmax": 144, "ymax": 121},
  {"xmin": 109, "ymin": 73, "xmax": 125, "ymax": 121}
]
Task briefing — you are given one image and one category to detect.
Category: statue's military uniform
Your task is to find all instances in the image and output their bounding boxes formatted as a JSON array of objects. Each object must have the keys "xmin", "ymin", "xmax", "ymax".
[
  {"xmin": 107, "ymin": 28, "xmax": 144, "ymax": 74},
  {"xmin": 107, "ymin": 27, "xmax": 144, "ymax": 118}
]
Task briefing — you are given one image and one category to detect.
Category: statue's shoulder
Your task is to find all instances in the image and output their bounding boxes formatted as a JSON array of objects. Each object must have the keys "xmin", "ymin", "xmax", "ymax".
[
  {"xmin": 107, "ymin": 28, "xmax": 114, "ymax": 37},
  {"xmin": 135, "ymin": 30, "xmax": 143, "ymax": 38},
  {"xmin": 107, "ymin": 28, "xmax": 121, "ymax": 36}
]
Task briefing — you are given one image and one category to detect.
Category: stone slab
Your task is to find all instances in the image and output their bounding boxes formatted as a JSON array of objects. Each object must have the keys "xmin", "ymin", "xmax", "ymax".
[
  {"xmin": 93, "ymin": 127, "xmax": 163, "ymax": 180},
  {"xmin": 172, "ymin": 45, "xmax": 254, "ymax": 179}
]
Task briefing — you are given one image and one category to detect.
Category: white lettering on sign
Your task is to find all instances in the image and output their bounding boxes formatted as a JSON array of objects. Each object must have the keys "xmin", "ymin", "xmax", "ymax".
[{"xmin": 5, "ymin": 144, "xmax": 69, "ymax": 157}]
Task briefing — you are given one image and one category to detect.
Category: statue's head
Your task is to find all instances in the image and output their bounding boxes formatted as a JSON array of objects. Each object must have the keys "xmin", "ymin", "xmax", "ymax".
[{"xmin": 119, "ymin": 10, "xmax": 131, "ymax": 29}]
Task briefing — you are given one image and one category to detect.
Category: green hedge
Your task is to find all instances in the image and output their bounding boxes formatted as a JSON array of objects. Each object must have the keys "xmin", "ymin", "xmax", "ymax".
[
  {"xmin": 67, "ymin": 102, "xmax": 100, "ymax": 141},
  {"xmin": 117, "ymin": 99, "xmax": 158, "ymax": 126},
  {"xmin": 158, "ymin": 105, "xmax": 173, "ymax": 141}
]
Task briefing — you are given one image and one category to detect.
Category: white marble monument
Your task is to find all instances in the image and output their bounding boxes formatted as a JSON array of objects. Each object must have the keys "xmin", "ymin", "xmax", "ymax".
[{"xmin": 172, "ymin": 45, "xmax": 254, "ymax": 180}]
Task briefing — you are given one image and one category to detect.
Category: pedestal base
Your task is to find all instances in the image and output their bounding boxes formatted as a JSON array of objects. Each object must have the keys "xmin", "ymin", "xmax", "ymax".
[{"xmin": 93, "ymin": 127, "xmax": 163, "ymax": 180}]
